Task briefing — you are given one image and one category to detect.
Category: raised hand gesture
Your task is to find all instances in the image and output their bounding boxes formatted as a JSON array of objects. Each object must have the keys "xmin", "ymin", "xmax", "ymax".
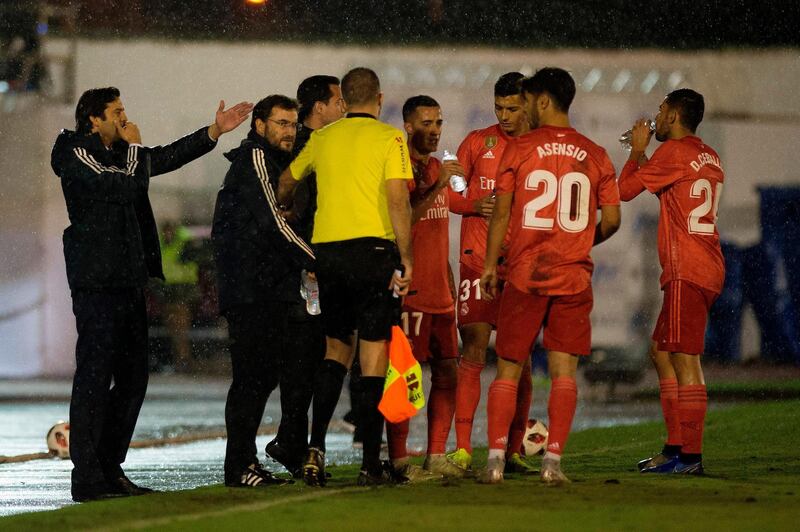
[{"xmin": 208, "ymin": 100, "xmax": 254, "ymax": 140}]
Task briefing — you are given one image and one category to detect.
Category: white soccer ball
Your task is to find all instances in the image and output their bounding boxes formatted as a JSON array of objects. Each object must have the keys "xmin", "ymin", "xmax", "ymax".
[
  {"xmin": 521, "ymin": 418, "xmax": 548, "ymax": 457},
  {"xmin": 46, "ymin": 421, "xmax": 70, "ymax": 459}
]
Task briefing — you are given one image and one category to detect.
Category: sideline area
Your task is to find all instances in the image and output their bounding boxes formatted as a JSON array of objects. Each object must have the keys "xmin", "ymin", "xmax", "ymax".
[{"xmin": 2, "ymin": 400, "xmax": 798, "ymax": 531}]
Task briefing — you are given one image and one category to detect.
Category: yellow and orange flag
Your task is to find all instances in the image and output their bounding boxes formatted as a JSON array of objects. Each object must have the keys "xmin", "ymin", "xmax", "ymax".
[{"xmin": 378, "ymin": 326, "xmax": 425, "ymax": 423}]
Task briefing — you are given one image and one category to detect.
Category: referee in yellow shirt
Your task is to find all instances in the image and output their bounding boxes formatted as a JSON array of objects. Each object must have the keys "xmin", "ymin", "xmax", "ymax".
[{"xmin": 278, "ymin": 67, "xmax": 413, "ymax": 486}]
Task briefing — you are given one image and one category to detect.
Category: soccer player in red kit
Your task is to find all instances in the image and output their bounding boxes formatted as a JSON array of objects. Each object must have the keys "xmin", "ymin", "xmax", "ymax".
[
  {"xmin": 619, "ymin": 89, "xmax": 724, "ymax": 475},
  {"xmin": 480, "ymin": 68, "xmax": 621, "ymax": 484},
  {"xmin": 385, "ymin": 95, "xmax": 467, "ymax": 482},
  {"xmin": 447, "ymin": 72, "xmax": 535, "ymax": 475}
]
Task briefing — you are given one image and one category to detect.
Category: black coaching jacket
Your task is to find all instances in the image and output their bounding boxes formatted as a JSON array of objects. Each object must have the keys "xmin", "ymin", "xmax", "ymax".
[
  {"xmin": 50, "ymin": 127, "xmax": 217, "ymax": 290},
  {"xmin": 211, "ymin": 130, "xmax": 315, "ymax": 314}
]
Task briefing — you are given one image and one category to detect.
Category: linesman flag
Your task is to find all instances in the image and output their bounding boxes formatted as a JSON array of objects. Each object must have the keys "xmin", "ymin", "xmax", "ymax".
[{"xmin": 378, "ymin": 326, "xmax": 425, "ymax": 423}]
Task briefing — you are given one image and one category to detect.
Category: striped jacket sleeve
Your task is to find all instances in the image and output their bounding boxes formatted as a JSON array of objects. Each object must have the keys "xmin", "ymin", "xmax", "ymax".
[
  {"xmin": 62, "ymin": 144, "xmax": 149, "ymax": 204},
  {"xmin": 239, "ymin": 148, "xmax": 315, "ymax": 269}
]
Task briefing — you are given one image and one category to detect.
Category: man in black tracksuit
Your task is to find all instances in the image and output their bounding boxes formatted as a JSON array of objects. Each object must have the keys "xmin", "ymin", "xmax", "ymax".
[
  {"xmin": 50, "ymin": 87, "xmax": 252, "ymax": 502},
  {"xmin": 265, "ymin": 76, "xmax": 344, "ymax": 476},
  {"xmin": 212, "ymin": 95, "xmax": 318, "ymax": 487}
]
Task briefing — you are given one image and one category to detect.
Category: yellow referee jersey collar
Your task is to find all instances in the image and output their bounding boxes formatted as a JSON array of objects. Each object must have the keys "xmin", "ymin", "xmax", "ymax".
[{"xmin": 346, "ymin": 112, "xmax": 377, "ymax": 120}]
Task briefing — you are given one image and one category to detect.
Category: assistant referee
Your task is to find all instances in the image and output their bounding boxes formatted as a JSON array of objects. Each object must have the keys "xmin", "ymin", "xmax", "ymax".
[{"xmin": 278, "ymin": 67, "xmax": 413, "ymax": 486}]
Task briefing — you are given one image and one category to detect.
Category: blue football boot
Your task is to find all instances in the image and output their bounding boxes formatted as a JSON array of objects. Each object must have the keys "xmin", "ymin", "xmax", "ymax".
[
  {"xmin": 672, "ymin": 460, "xmax": 704, "ymax": 475},
  {"xmin": 639, "ymin": 453, "xmax": 680, "ymax": 473}
]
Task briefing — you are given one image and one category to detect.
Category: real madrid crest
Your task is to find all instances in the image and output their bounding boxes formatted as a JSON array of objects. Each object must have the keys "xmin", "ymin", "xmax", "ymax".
[{"xmin": 485, "ymin": 136, "xmax": 498, "ymax": 149}]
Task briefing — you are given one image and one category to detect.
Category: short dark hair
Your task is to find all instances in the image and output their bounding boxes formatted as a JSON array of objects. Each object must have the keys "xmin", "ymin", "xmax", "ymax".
[
  {"xmin": 521, "ymin": 67, "xmax": 576, "ymax": 113},
  {"xmin": 494, "ymin": 72, "xmax": 525, "ymax": 98},
  {"xmin": 665, "ymin": 88, "xmax": 705, "ymax": 132},
  {"xmin": 297, "ymin": 75, "xmax": 340, "ymax": 123},
  {"xmin": 251, "ymin": 94, "xmax": 298, "ymax": 130},
  {"xmin": 74, "ymin": 87, "xmax": 120, "ymax": 134},
  {"xmin": 402, "ymin": 95, "xmax": 440, "ymax": 122},
  {"xmin": 341, "ymin": 67, "xmax": 380, "ymax": 107}
]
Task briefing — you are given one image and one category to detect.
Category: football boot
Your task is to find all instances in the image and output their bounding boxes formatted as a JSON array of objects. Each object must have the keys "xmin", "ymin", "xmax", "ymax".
[
  {"xmin": 477, "ymin": 456, "xmax": 505, "ymax": 484},
  {"xmin": 424, "ymin": 454, "xmax": 467, "ymax": 478},
  {"xmin": 540, "ymin": 457, "xmax": 571, "ymax": 486},
  {"xmin": 640, "ymin": 454, "xmax": 680, "ymax": 474},
  {"xmin": 672, "ymin": 460, "xmax": 704, "ymax": 475},
  {"xmin": 504, "ymin": 453, "xmax": 539, "ymax": 475},
  {"xmin": 446, "ymin": 448, "xmax": 473, "ymax": 471}
]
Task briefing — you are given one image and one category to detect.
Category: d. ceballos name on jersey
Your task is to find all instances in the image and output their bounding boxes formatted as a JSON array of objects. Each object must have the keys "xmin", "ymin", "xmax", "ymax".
[
  {"xmin": 690, "ymin": 152, "xmax": 722, "ymax": 172},
  {"xmin": 536, "ymin": 143, "xmax": 587, "ymax": 161}
]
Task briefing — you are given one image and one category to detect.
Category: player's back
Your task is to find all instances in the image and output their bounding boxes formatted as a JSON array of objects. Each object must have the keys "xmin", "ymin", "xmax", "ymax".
[
  {"xmin": 640, "ymin": 136, "xmax": 725, "ymax": 293},
  {"xmin": 296, "ymin": 116, "xmax": 411, "ymax": 244},
  {"xmin": 497, "ymin": 125, "xmax": 619, "ymax": 296}
]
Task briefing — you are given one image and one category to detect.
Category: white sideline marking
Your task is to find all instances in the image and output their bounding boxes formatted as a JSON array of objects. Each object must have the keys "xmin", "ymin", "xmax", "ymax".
[{"xmin": 101, "ymin": 487, "xmax": 358, "ymax": 531}]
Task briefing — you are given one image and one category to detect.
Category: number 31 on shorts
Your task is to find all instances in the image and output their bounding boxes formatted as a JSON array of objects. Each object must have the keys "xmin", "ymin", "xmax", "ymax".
[{"xmin": 459, "ymin": 278, "xmax": 482, "ymax": 302}]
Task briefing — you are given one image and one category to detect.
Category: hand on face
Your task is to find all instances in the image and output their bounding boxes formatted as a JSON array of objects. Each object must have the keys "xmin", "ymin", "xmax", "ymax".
[{"xmin": 115, "ymin": 119, "xmax": 141, "ymax": 145}]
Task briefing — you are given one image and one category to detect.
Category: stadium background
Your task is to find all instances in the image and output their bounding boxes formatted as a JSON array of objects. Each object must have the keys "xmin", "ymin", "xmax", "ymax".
[{"xmin": 1, "ymin": 1, "xmax": 799, "ymax": 378}]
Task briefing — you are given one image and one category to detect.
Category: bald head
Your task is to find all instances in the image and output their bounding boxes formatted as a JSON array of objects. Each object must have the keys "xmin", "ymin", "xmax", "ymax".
[{"xmin": 341, "ymin": 67, "xmax": 381, "ymax": 107}]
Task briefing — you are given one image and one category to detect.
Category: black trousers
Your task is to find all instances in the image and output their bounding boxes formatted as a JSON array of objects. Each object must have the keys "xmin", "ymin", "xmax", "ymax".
[
  {"xmin": 69, "ymin": 288, "xmax": 149, "ymax": 490},
  {"xmin": 274, "ymin": 302, "xmax": 325, "ymax": 467},
  {"xmin": 224, "ymin": 302, "xmax": 281, "ymax": 481}
]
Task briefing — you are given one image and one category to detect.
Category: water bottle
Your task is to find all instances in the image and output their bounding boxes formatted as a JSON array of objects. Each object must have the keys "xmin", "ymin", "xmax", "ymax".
[
  {"xmin": 392, "ymin": 265, "xmax": 406, "ymax": 298},
  {"xmin": 619, "ymin": 119, "xmax": 655, "ymax": 151},
  {"xmin": 442, "ymin": 150, "xmax": 466, "ymax": 192},
  {"xmin": 301, "ymin": 270, "xmax": 321, "ymax": 315}
]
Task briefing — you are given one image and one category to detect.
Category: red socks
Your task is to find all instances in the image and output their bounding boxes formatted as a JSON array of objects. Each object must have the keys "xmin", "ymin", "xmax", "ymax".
[
  {"xmin": 546, "ymin": 377, "xmax": 577, "ymax": 456},
  {"xmin": 386, "ymin": 419, "xmax": 409, "ymax": 461},
  {"xmin": 487, "ymin": 379, "xmax": 518, "ymax": 451},
  {"xmin": 427, "ymin": 370, "xmax": 457, "ymax": 455},
  {"xmin": 507, "ymin": 371, "xmax": 532, "ymax": 457},
  {"xmin": 454, "ymin": 360, "xmax": 484, "ymax": 453},
  {"xmin": 659, "ymin": 378, "xmax": 682, "ymax": 447},
  {"xmin": 678, "ymin": 384, "xmax": 707, "ymax": 454}
]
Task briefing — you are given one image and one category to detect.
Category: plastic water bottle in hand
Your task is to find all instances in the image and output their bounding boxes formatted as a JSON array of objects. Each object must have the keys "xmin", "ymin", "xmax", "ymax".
[
  {"xmin": 301, "ymin": 270, "xmax": 321, "ymax": 315},
  {"xmin": 442, "ymin": 150, "xmax": 466, "ymax": 192},
  {"xmin": 619, "ymin": 119, "xmax": 655, "ymax": 151}
]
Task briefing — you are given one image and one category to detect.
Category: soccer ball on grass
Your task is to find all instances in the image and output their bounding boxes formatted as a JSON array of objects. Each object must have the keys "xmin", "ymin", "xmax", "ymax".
[{"xmin": 520, "ymin": 418, "xmax": 548, "ymax": 456}]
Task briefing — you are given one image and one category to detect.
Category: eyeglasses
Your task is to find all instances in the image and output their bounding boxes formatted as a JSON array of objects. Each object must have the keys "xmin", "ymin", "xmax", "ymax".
[{"xmin": 268, "ymin": 118, "xmax": 298, "ymax": 129}]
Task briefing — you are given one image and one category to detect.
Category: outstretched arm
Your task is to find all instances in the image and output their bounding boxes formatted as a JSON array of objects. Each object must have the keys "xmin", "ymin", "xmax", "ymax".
[{"xmin": 148, "ymin": 100, "xmax": 253, "ymax": 177}]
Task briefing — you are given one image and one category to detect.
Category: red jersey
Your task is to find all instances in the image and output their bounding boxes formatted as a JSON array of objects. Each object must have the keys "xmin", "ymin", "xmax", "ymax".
[
  {"xmin": 618, "ymin": 136, "xmax": 725, "ymax": 294},
  {"xmin": 451, "ymin": 124, "xmax": 514, "ymax": 273},
  {"xmin": 406, "ymin": 156, "xmax": 454, "ymax": 314},
  {"xmin": 496, "ymin": 125, "xmax": 620, "ymax": 296}
]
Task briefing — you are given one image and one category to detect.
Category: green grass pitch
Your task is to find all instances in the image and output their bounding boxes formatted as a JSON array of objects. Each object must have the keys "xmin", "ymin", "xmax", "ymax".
[{"xmin": 4, "ymin": 400, "xmax": 799, "ymax": 531}]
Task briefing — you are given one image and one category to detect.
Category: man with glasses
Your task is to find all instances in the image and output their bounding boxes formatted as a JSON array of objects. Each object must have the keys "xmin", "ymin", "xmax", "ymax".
[
  {"xmin": 265, "ymin": 76, "xmax": 344, "ymax": 477},
  {"xmin": 212, "ymin": 95, "xmax": 315, "ymax": 487}
]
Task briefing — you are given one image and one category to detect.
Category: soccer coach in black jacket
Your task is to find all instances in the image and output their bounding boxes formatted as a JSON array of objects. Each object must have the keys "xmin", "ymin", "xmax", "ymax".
[
  {"xmin": 212, "ymin": 95, "xmax": 317, "ymax": 487},
  {"xmin": 51, "ymin": 87, "xmax": 252, "ymax": 502}
]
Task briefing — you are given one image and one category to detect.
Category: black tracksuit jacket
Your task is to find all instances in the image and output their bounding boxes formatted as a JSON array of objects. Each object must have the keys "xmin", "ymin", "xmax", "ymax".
[
  {"xmin": 211, "ymin": 131, "xmax": 315, "ymax": 314},
  {"xmin": 50, "ymin": 127, "xmax": 217, "ymax": 290}
]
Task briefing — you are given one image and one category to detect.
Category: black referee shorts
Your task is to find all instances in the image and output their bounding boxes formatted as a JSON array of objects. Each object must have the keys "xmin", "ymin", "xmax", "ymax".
[{"xmin": 314, "ymin": 237, "xmax": 401, "ymax": 343}]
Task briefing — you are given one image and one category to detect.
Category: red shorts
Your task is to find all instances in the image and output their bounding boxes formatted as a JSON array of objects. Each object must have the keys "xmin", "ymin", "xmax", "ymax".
[
  {"xmin": 457, "ymin": 263, "xmax": 503, "ymax": 327},
  {"xmin": 401, "ymin": 306, "xmax": 459, "ymax": 362},
  {"xmin": 653, "ymin": 280, "xmax": 718, "ymax": 355},
  {"xmin": 495, "ymin": 283, "xmax": 593, "ymax": 362}
]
